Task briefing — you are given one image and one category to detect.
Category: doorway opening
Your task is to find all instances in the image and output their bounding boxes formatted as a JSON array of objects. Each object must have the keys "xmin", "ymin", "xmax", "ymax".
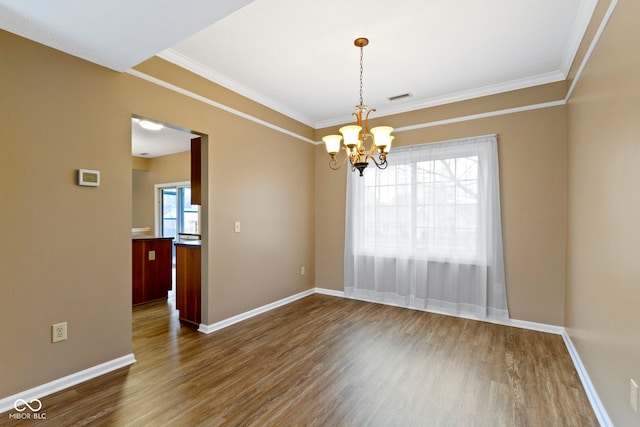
[{"xmin": 131, "ymin": 115, "xmax": 208, "ymax": 331}]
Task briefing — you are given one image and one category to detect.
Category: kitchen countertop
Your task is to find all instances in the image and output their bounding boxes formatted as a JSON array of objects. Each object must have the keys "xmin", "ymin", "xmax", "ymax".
[{"xmin": 174, "ymin": 239, "xmax": 201, "ymax": 247}]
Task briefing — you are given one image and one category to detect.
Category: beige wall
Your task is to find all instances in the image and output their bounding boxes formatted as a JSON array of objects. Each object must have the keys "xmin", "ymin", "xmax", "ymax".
[
  {"xmin": 0, "ymin": 29, "xmax": 315, "ymax": 398},
  {"xmin": 132, "ymin": 151, "xmax": 191, "ymax": 231},
  {"xmin": 315, "ymin": 105, "xmax": 567, "ymax": 325},
  {"xmin": 565, "ymin": 0, "xmax": 640, "ymax": 425},
  {"xmin": 206, "ymin": 117, "xmax": 316, "ymax": 319},
  {"xmin": 0, "ymin": 31, "xmax": 133, "ymax": 397},
  {"xmin": 131, "ymin": 155, "xmax": 150, "ymax": 171},
  {"xmin": 129, "ymin": 59, "xmax": 317, "ymax": 323},
  {"xmin": 2, "ymin": 2, "xmax": 635, "ymax": 422}
]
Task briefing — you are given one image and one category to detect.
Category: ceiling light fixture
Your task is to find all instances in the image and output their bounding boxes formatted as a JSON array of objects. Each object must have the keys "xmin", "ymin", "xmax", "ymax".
[
  {"xmin": 322, "ymin": 37, "xmax": 393, "ymax": 176},
  {"xmin": 139, "ymin": 120, "xmax": 164, "ymax": 131}
]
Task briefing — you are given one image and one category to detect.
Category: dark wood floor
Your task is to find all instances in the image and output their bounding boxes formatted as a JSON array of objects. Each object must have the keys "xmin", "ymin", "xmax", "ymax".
[{"xmin": 1, "ymin": 294, "xmax": 598, "ymax": 426}]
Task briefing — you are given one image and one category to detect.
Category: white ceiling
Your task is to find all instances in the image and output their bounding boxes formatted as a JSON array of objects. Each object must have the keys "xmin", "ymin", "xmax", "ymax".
[
  {"xmin": 0, "ymin": 0, "xmax": 598, "ymax": 156},
  {"xmin": 131, "ymin": 119, "xmax": 196, "ymax": 158},
  {"xmin": 0, "ymin": 0, "xmax": 254, "ymax": 72},
  {"xmin": 164, "ymin": 0, "xmax": 597, "ymax": 128}
]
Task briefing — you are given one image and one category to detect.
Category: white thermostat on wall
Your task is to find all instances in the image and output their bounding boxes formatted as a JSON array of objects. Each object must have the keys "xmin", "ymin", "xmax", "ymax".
[{"xmin": 78, "ymin": 169, "xmax": 100, "ymax": 187}]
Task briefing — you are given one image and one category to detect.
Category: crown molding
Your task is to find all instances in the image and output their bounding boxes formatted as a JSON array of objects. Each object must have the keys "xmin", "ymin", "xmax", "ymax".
[
  {"xmin": 126, "ymin": 69, "xmax": 316, "ymax": 145},
  {"xmin": 147, "ymin": 0, "xmax": 614, "ymax": 141},
  {"xmin": 315, "ymin": 70, "xmax": 566, "ymax": 129},
  {"xmin": 394, "ymin": 100, "xmax": 566, "ymax": 135},
  {"xmin": 158, "ymin": 49, "xmax": 316, "ymax": 128},
  {"xmin": 560, "ymin": 0, "xmax": 599, "ymax": 76},
  {"xmin": 565, "ymin": 0, "xmax": 618, "ymax": 101},
  {"xmin": 158, "ymin": 50, "xmax": 566, "ymax": 131}
]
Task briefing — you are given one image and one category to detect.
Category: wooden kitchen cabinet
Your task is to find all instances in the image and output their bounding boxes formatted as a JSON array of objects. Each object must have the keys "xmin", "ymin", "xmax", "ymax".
[
  {"xmin": 132, "ymin": 237, "xmax": 173, "ymax": 305},
  {"xmin": 175, "ymin": 240, "xmax": 201, "ymax": 325}
]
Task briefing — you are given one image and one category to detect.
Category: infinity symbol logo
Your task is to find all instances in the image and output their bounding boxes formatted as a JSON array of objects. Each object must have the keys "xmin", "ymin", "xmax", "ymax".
[{"xmin": 14, "ymin": 398, "xmax": 43, "ymax": 412}]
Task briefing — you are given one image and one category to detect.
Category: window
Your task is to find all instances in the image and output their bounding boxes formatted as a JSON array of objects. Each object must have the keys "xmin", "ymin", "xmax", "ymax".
[
  {"xmin": 179, "ymin": 187, "xmax": 199, "ymax": 234},
  {"xmin": 158, "ymin": 184, "xmax": 200, "ymax": 238},
  {"xmin": 359, "ymin": 154, "xmax": 480, "ymax": 262},
  {"xmin": 345, "ymin": 135, "xmax": 508, "ymax": 320}
]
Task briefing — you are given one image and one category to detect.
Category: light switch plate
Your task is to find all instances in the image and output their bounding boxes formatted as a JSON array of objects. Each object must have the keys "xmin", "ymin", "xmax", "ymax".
[
  {"xmin": 148, "ymin": 250, "xmax": 155, "ymax": 261},
  {"xmin": 234, "ymin": 221, "xmax": 241, "ymax": 233}
]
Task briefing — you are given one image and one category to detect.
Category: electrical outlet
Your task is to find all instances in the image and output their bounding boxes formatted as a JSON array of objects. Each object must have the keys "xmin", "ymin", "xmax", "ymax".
[
  {"xmin": 631, "ymin": 379, "xmax": 639, "ymax": 413},
  {"xmin": 148, "ymin": 250, "xmax": 155, "ymax": 261},
  {"xmin": 234, "ymin": 221, "xmax": 241, "ymax": 233},
  {"xmin": 301, "ymin": 266, "xmax": 305, "ymax": 275},
  {"xmin": 52, "ymin": 322, "xmax": 67, "ymax": 343}
]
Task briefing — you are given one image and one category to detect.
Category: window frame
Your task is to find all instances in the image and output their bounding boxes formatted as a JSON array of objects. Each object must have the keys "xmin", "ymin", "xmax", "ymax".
[{"xmin": 351, "ymin": 142, "xmax": 487, "ymax": 264}]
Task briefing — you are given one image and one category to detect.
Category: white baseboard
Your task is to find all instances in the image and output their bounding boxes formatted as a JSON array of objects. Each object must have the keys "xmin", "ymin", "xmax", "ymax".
[
  {"xmin": 314, "ymin": 287, "xmax": 345, "ymax": 298},
  {"xmin": 0, "ymin": 353, "xmax": 136, "ymax": 414},
  {"xmin": 1, "ymin": 287, "xmax": 609, "ymax": 426},
  {"xmin": 316, "ymin": 288, "xmax": 565, "ymax": 335},
  {"xmin": 495, "ymin": 318, "xmax": 565, "ymax": 335},
  {"xmin": 561, "ymin": 330, "xmax": 613, "ymax": 427},
  {"xmin": 198, "ymin": 288, "xmax": 315, "ymax": 334}
]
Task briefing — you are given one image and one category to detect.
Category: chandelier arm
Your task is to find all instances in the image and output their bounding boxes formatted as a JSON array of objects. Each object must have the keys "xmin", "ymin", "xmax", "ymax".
[
  {"xmin": 329, "ymin": 154, "xmax": 349, "ymax": 171},
  {"xmin": 377, "ymin": 160, "xmax": 389, "ymax": 170},
  {"xmin": 363, "ymin": 108, "xmax": 375, "ymax": 135},
  {"xmin": 366, "ymin": 151, "xmax": 388, "ymax": 170},
  {"xmin": 352, "ymin": 111, "xmax": 361, "ymax": 127}
]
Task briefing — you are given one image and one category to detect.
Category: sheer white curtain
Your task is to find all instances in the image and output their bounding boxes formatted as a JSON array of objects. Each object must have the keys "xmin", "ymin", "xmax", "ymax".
[{"xmin": 344, "ymin": 134, "xmax": 508, "ymax": 320}]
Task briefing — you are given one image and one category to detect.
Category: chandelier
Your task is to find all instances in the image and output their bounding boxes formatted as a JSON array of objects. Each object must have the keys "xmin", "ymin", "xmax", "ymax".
[{"xmin": 322, "ymin": 37, "xmax": 394, "ymax": 176}]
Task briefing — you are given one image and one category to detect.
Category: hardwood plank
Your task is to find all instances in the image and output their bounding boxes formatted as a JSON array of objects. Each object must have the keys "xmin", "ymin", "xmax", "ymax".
[{"xmin": 0, "ymin": 295, "xmax": 599, "ymax": 426}]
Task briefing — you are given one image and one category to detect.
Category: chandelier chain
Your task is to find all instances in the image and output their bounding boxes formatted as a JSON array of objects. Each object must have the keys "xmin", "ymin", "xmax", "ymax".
[{"xmin": 359, "ymin": 45, "xmax": 364, "ymax": 106}]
